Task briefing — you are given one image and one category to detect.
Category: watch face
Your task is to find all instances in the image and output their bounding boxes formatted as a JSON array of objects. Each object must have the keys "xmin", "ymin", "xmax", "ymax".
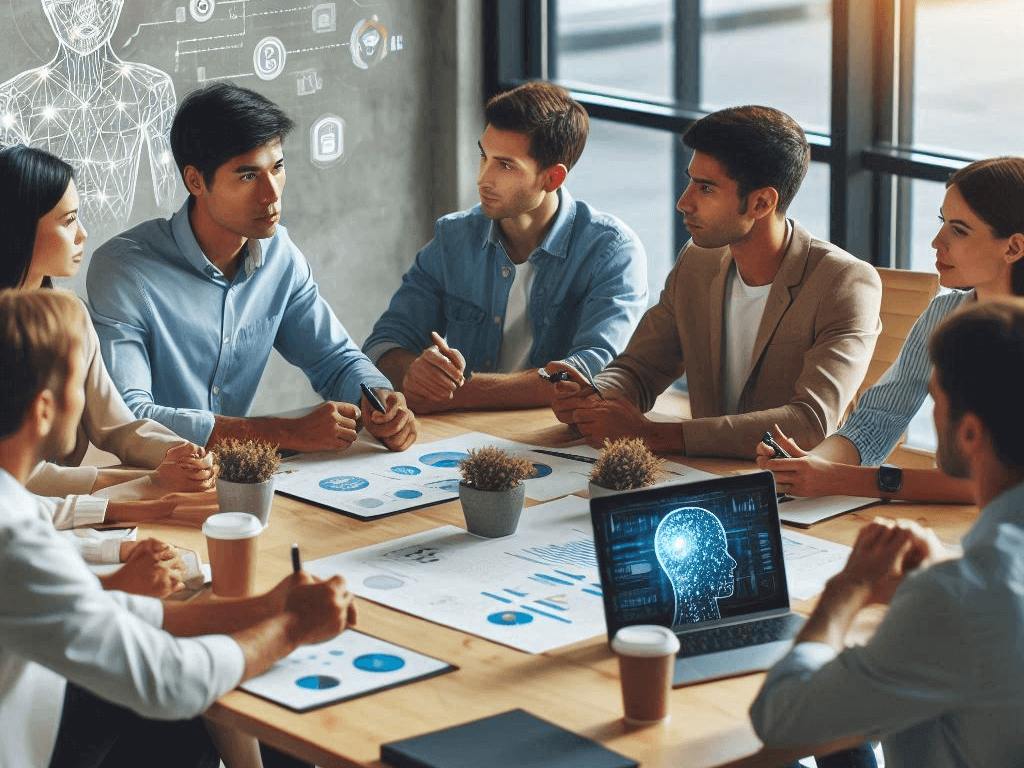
[{"xmin": 878, "ymin": 464, "xmax": 903, "ymax": 493}]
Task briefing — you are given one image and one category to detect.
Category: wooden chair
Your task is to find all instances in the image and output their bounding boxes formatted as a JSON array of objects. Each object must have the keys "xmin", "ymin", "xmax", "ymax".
[
  {"xmin": 857, "ymin": 267, "xmax": 939, "ymax": 402},
  {"xmin": 846, "ymin": 267, "xmax": 939, "ymax": 462}
]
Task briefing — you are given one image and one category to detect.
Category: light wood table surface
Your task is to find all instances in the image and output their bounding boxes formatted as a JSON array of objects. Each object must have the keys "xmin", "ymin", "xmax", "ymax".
[{"xmin": 136, "ymin": 395, "xmax": 978, "ymax": 768}]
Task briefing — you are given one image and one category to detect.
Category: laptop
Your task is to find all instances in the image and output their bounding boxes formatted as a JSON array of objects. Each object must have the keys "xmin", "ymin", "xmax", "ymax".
[{"xmin": 590, "ymin": 471, "xmax": 805, "ymax": 686}]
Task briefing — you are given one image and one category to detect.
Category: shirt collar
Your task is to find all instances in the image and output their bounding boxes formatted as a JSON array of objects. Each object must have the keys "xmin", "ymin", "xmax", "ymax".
[
  {"xmin": 962, "ymin": 479, "xmax": 1024, "ymax": 551},
  {"xmin": 482, "ymin": 187, "xmax": 576, "ymax": 261},
  {"xmin": 171, "ymin": 200, "xmax": 266, "ymax": 280}
]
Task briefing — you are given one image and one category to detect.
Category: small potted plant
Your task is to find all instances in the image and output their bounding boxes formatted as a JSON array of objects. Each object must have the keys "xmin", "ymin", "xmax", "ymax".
[
  {"xmin": 212, "ymin": 438, "xmax": 281, "ymax": 528},
  {"xmin": 458, "ymin": 446, "xmax": 537, "ymax": 537},
  {"xmin": 588, "ymin": 437, "xmax": 663, "ymax": 497}
]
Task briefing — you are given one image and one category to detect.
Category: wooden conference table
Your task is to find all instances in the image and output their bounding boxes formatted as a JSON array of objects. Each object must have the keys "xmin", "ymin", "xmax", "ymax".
[{"xmin": 137, "ymin": 395, "xmax": 979, "ymax": 768}]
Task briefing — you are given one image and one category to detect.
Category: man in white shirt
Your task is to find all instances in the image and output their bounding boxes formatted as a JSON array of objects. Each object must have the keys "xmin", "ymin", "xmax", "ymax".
[
  {"xmin": 751, "ymin": 297, "xmax": 1024, "ymax": 768},
  {"xmin": 0, "ymin": 289, "xmax": 356, "ymax": 768}
]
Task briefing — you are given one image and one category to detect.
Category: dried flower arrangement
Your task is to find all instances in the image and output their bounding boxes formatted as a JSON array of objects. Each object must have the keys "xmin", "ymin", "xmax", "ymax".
[
  {"xmin": 212, "ymin": 438, "xmax": 281, "ymax": 484},
  {"xmin": 459, "ymin": 446, "xmax": 537, "ymax": 492},
  {"xmin": 589, "ymin": 437, "xmax": 663, "ymax": 491}
]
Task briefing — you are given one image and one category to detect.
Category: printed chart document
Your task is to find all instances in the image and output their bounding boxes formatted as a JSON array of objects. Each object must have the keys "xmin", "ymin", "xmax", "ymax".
[
  {"xmin": 781, "ymin": 529, "xmax": 852, "ymax": 601},
  {"xmin": 240, "ymin": 630, "xmax": 454, "ymax": 712},
  {"xmin": 308, "ymin": 496, "xmax": 607, "ymax": 653},
  {"xmin": 275, "ymin": 432, "xmax": 716, "ymax": 520}
]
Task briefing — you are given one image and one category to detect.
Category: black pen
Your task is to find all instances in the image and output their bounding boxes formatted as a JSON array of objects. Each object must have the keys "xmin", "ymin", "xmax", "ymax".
[
  {"xmin": 291, "ymin": 542, "xmax": 302, "ymax": 573},
  {"xmin": 360, "ymin": 382, "xmax": 386, "ymax": 413},
  {"xmin": 761, "ymin": 430, "xmax": 791, "ymax": 459},
  {"xmin": 578, "ymin": 365, "xmax": 606, "ymax": 401}
]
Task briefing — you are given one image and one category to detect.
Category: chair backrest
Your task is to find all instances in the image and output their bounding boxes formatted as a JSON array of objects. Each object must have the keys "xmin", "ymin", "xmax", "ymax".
[{"xmin": 856, "ymin": 267, "xmax": 939, "ymax": 405}]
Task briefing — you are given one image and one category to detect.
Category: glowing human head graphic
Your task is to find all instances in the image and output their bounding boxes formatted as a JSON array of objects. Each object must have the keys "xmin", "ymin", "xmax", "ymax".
[
  {"xmin": 42, "ymin": 0, "xmax": 124, "ymax": 56},
  {"xmin": 654, "ymin": 507, "xmax": 737, "ymax": 625}
]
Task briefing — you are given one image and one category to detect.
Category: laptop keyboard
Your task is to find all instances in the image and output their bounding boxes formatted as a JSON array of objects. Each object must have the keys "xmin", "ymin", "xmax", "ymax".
[{"xmin": 676, "ymin": 613, "xmax": 804, "ymax": 658}]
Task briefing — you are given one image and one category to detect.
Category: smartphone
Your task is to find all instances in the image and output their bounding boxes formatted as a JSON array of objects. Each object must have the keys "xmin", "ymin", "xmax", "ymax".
[
  {"xmin": 761, "ymin": 431, "xmax": 791, "ymax": 459},
  {"xmin": 537, "ymin": 367, "xmax": 570, "ymax": 383}
]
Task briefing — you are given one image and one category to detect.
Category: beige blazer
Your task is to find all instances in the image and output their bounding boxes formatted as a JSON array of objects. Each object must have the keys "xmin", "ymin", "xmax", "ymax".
[{"xmin": 598, "ymin": 221, "xmax": 882, "ymax": 459}]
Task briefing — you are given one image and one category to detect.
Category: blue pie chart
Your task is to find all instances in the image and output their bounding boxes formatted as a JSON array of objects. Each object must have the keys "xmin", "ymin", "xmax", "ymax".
[
  {"xmin": 530, "ymin": 462, "xmax": 553, "ymax": 478},
  {"xmin": 319, "ymin": 476, "xmax": 369, "ymax": 492},
  {"xmin": 418, "ymin": 451, "xmax": 468, "ymax": 468},
  {"xmin": 391, "ymin": 465, "xmax": 421, "ymax": 475},
  {"xmin": 394, "ymin": 489, "xmax": 422, "ymax": 499},
  {"xmin": 487, "ymin": 610, "xmax": 534, "ymax": 626},
  {"xmin": 296, "ymin": 674, "xmax": 340, "ymax": 690},
  {"xmin": 353, "ymin": 653, "xmax": 405, "ymax": 672}
]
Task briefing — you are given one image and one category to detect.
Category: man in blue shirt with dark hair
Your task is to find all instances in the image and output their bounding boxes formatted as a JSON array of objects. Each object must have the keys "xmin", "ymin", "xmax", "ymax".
[
  {"xmin": 362, "ymin": 81, "xmax": 648, "ymax": 414},
  {"xmin": 88, "ymin": 83, "xmax": 417, "ymax": 454}
]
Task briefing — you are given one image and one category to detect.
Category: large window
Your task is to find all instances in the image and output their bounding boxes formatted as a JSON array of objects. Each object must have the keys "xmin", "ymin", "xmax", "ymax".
[{"xmin": 485, "ymin": 0, "xmax": 1019, "ymax": 452}]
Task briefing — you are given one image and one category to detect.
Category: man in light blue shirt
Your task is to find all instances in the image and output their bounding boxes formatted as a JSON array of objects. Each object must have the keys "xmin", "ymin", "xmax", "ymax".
[
  {"xmin": 750, "ymin": 297, "xmax": 1024, "ymax": 768},
  {"xmin": 363, "ymin": 81, "xmax": 647, "ymax": 413},
  {"xmin": 88, "ymin": 83, "xmax": 416, "ymax": 453}
]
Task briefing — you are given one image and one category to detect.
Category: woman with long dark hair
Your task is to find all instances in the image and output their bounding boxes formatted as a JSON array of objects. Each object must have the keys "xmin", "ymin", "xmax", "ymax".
[
  {"xmin": 759, "ymin": 156, "xmax": 1024, "ymax": 502},
  {"xmin": 0, "ymin": 144, "xmax": 214, "ymax": 530}
]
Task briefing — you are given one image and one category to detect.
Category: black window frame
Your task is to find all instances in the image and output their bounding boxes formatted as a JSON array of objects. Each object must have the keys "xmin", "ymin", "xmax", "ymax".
[{"xmin": 483, "ymin": 0, "xmax": 977, "ymax": 267}]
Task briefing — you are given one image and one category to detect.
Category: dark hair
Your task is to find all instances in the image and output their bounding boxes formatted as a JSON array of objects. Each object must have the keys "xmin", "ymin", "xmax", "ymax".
[
  {"xmin": 0, "ymin": 145, "xmax": 75, "ymax": 290},
  {"xmin": 683, "ymin": 105, "xmax": 810, "ymax": 215},
  {"xmin": 170, "ymin": 83, "xmax": 296, "ymax": 190},
  {"xmin": 947, "ymin": 156, "xmax": 1024, "ymax": 296},
  {"xmin": 0, "ymin": 288, "xmax": 84, "ymax": 439},
  {"xmin": 484, "ymin": 81, "xmax": 589, "ymax": 171},
  {"xmin": 930, "ymin": 296, "xmax": 1024, "ymax": 470}
]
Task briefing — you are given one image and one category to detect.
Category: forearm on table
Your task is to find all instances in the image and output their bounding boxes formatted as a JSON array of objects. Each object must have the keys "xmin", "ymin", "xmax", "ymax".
[
  {"xmin": 795, "ymin": 575, "xmax": 873, "ymax": 651},
  {"xmin": 91, "ymin": 467, "xmax": 150, "ymax": 492},
  {"xmin": 206, "ymin": 414, "xmax": 301, "ymax": 449},
  {"xmin": 162, "ymin": 592, "xmax": 277, "ymax": 638},
  {"xmin": 449, "ymin": 370, "xmax": 553, "ymax": 410},
  {"xmin": 817, "ymin": 463, "xmax": 973, "ymax": 503}
]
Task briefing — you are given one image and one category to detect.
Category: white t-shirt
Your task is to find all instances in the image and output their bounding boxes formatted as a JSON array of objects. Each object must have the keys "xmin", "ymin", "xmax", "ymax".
[
  {"xmin": 723, "ymin": 265, "xmax": 772, "ymax": 415},
  {"xmin": 498, "ymin": 260, "xmax": 536, "ymax": 372}
]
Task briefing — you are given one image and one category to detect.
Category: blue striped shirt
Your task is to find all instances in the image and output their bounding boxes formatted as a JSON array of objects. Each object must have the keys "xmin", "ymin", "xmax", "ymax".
[{"xmin": 835, "ymin": 289, "xmax": 974, "ymax": 466}]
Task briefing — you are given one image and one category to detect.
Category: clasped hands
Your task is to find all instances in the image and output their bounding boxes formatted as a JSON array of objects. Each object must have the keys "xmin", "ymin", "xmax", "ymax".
[{"xmin": 279, "ymin": 393, "xmax": 417, "ymax": 453}]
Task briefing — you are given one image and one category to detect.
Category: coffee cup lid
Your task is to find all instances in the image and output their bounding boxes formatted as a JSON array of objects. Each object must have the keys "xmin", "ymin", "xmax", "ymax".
[
  {"xmin": 202, "ymin": 512, "xmax": 263, "ymax": 540},
  {"xmin": 611, "ymin": 624, "xmax": 681, "ymax": 657}
]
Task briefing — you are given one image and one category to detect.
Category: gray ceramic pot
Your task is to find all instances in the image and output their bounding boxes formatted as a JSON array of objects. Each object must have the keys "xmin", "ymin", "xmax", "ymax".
[
  {"xmin": 216, "ymin": 477, "xmax": 275, "ymax": 528},
  {"xmin": 458, "ymin": 481, "xmax": 526, "ymax": 537}
]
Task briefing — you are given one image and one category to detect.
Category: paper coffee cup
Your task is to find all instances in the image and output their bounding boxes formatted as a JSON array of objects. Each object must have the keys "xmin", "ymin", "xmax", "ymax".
[
  {"xmin": 611, "ymin": 624, "xmax": 680, "ymax": 725},
  {"xmin": 202, "ymin": 512, "xmax": 262, "ymax": 598}
]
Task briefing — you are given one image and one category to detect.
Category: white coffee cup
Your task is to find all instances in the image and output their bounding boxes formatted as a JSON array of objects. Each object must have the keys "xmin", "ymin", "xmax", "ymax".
[
  {"xmin": 611, "ymin": 624, "xmax": 680, "ymax": 725},
  {"xmin": 202, "ymin": 512, "xmax": 262, "ymax": 598}
]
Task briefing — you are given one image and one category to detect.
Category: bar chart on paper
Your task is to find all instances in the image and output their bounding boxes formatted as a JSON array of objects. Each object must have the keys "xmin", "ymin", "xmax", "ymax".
[{"xmin": 307, "ymin": 497, "xmax": 608, "ymax": 652}]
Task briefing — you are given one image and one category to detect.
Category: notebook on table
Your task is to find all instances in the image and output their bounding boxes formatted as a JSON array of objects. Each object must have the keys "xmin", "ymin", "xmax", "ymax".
[
  {"xmin": 381, "ymin": 708, "xmax": 638, "ymax": 768},
  {"xmin": 590, "ymin": 471, "xmax": 805, "ymax": 686}
]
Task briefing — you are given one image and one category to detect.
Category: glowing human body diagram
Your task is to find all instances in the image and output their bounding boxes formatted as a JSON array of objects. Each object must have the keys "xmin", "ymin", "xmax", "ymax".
[
  {"xmin": 654, "ymin": 507, "xmax": 737, "ymax": 625},
  {"xmin": 0, "ymin": 0, "xmax": 177, "ymax": 224}
]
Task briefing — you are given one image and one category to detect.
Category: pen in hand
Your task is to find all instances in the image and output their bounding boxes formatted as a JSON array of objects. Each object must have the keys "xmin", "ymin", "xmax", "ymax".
[
  {"xmin": 291, "ymin": 542, "xmax": 302, "ymax": 574},
  {"xmin": 360, "ymin": 382, "xmax": 386, "ymax": 413}
]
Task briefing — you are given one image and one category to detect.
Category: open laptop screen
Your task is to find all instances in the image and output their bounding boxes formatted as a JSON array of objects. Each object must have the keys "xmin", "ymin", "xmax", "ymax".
[{"xmin": 591, "ymin": 471, "xmax": 790, "ymax": 638}]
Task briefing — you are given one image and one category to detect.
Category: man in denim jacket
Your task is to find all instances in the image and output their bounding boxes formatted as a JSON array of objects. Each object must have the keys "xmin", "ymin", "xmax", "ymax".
[{"xmin": 363, "ymin": 81, "xmax": 648, "ymax": 413}]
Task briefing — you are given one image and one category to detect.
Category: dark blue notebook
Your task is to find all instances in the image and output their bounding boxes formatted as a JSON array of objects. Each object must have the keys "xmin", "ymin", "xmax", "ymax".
[{"xmin": 381, "ymin": 708, "xmax": 638, "ymax": 768}]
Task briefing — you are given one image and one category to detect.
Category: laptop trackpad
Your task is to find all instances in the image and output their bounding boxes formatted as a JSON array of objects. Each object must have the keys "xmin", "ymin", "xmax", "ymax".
[{"xmin": 673, "ymin": 640, "xmax": 793, "ymax": 687}]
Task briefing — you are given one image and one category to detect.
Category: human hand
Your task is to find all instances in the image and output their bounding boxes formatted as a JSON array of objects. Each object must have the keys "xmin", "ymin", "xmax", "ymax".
[
  {"xmin": 545, "ymin": 361, "xmax": 603, "ymax": 424},
  {"xmin": 152, "ymin": 443, "xmax": 216, "ymax": 492},
  {"xmin": 402, "ymin": 331, "xmax": 466, "ymax": 405},
  {"xmin": 571, "ymin": 396, "xmax": 650, "ymax": 448},
  {"xmin": 755, "ymin": 427, "xmax": 838, "ymax": 497},
  {"xmin": 102, "ymin": 538, "xmax": 186, "ymax": 598},
  {"xmin": 363, "ymin": 389, "xmax": 418, "ymax": 451},
  {"xmin": 835, "ymin": 518, "xmax": 939, "ymax": 606},
  {"xmin": 282, "ymin": 571, "xmax": 357, "ymax": 647},
  {"xmin": 281, "ymin": 401, "xmax": 360, "ymax": 452}
]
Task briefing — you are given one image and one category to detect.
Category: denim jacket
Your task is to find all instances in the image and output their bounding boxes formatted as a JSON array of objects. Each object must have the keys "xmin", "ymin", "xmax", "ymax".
[{"xmin": 363, "ymin": 188, "xmax": 648, "ymax": 377}]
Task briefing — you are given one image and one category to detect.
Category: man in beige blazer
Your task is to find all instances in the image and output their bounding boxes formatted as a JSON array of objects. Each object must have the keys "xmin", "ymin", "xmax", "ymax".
[{"xmin": 551, "ymin": 105, "xmax": 882, "ymax": 459}]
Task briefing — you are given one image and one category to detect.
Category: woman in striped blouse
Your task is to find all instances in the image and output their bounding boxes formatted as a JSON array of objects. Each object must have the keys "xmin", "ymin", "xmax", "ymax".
[{"xmin": 758, "ymin": 156, "xmax": 1024, "ymax": 503}]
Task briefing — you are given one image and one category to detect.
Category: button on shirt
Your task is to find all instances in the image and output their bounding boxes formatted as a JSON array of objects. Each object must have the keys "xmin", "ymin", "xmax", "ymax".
[
  {"xmin": 750, "ymin": 480, "xmax": 1024, "ymax": 768},
  {"xmin": 87, "ymin": 201, "xmax": 391, "ymax": 445},
  {"xmin": 362, "ymin": 188, "xmax": 648, "ymax": 377},
  {"xmin": 0, "ymin": 471, "xmax": 244, "ymax": 768}
]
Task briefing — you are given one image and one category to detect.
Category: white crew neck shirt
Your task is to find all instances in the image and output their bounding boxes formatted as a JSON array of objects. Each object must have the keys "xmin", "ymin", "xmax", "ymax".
[
  {"xmin": 723, "ymin": 265, "xmax": 772, "ymax": 414},
  {"xmin": 498, "ymin": 259, "xmax": 536, "ymax": 372}
]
